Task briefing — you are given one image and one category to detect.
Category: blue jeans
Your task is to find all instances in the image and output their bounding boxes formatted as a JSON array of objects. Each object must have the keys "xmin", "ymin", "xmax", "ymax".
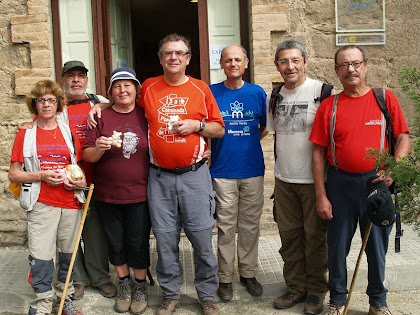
[{"xmin": 326, "ymin": 167, "xmax": 392, "ymax": 307}]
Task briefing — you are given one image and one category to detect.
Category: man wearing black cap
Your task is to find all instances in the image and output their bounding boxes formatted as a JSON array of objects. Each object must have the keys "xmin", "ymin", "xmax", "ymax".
[
  {"xmin": 310, "ymin": 45, "xmax": 410, "ymax": 315},
  {"xmin": 61, "ymin": 61, "xmax": 117, "ymax": 300}
]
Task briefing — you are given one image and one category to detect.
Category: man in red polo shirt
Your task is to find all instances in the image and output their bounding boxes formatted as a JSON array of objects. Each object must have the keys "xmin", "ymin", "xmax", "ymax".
[{"xmin": 310, "ymin": 45, "xmax": 410, "ymax": 315}]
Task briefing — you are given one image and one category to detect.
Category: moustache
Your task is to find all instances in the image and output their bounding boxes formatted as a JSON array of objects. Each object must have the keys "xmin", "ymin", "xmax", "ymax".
[{"xmin": 344, "ymin": 73, "xmax": 359, "ymax": 78}]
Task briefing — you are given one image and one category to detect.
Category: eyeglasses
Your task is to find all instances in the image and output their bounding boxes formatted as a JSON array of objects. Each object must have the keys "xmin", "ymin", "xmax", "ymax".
[
  {"xmin": 335, "ymin": 61, "xmax": 364, "ymax": 70},
  {"xmin": 276, "ymin": 58, "xmax": 303, "ymax": 66},
  {"xmin": 36, "ymin": 98, "xmax": 58, "ymax": 105},
  {"xmin": 65, "ymin": 73, "xmax": 87, "ymax": 79},
  {"xmin": 161, "ymin": 50, "xmax": 190, "ymax": 57}
]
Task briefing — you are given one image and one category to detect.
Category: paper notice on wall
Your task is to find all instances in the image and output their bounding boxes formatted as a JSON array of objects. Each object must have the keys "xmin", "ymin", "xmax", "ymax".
[{"xmin": 209, "ymin": 45, "xmax": 227, "ymax": 70}]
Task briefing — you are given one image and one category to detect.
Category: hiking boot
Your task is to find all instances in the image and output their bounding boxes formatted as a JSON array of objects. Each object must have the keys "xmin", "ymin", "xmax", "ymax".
[
  {"xmin": 201, "ymin": 300, "xmax": 220, "ymax": 315},
  {"xmin": 239, "ymin": 276, "xmax": 263, "ymax": 296},
  {"xmin": 304, "ymin": 295, "xmax": 324, "ymax": 314},
  {"xmin": 273, "ymin": 291, "xmax": 306, "ymax": 309},
  {"xmin": 54, "ymin": 297, "xmax": 83, "ymax": 315},
  {"xmin": 368, "ymin": 306, "xmax": 392, "ymax": 315},
  {"xmin": 130, "ymin": 281, "xmax": 147, "ymax": 314},
  {"xmin": 157, "ymin": 298, "xmax": 180, "ymax": 315},
  {"xmin": 217, "ymin": 282, "xmax": 233, "ymax": 301},
  {"xmin": 326, "ymin": 304, "xmax": 343, "ymax": 315},
  {"xmin": 114, "ymin": 278, "xmax": 132, "ymax": 313},
  {"xmin": 71, "ymin": 284, "xmax": 84, "ymax": 300},
  {"xmin": 97, "ymin": 281, "xmax": 117, "ymax": 298}
]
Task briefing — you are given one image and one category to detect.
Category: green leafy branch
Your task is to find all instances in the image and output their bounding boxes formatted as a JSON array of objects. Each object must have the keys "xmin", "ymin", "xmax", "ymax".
[{"xmin": 366, "ymin": 66, "xmax": 420, "ymax": 233}]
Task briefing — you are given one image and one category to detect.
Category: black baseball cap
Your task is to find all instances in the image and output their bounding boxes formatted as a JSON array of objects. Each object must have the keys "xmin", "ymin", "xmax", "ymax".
[{"xmin": 366, "ymin": 175, "xmax": 395, "ymax": 227}]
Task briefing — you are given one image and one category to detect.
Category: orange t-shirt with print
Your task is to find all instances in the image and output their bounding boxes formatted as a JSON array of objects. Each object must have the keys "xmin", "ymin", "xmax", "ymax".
[{"xmin": 139, "ymin": 75, "xmax": 224, "ymax": 169}]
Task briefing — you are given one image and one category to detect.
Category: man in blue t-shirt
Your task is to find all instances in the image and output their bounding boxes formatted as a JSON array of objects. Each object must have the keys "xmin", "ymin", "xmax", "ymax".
[{"xmin": 210, "ymin": 44, "xmax": 267, "ymax": 302}]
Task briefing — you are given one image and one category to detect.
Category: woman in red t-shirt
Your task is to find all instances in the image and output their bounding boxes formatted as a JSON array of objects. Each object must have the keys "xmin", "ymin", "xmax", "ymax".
[{"xmin": 9, "ymin": 80, "xmax": 86, "ymax": 315}]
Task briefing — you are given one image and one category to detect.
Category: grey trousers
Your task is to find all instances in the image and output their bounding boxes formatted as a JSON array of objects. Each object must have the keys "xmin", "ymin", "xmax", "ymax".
[
  {"xmin": 154, "ymin": 227, "xmax": 218, "ymax": 302},
  {"xmin": 148, "ymin": 165, "xmax": 218, "ymax": 302},
  {"xmin": 73, "ymin": 197, "xmax": 111, "ymax": 287}
]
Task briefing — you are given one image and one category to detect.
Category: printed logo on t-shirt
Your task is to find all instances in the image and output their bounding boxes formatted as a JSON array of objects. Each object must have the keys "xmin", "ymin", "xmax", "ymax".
[
  {"xmin": 220, "ymin": 100, "xmax": 257, "ymax": 137},
  {"xmin": 37, "ymin": 143, "xmax": 69, "ymax": 170},
  {"xmin": 110, "ymin": 125, "xmax": 144, "ymax": 160},
  {"xmin": 156, "ymin": 94, "xmax": 188, "ymax": 143},
  {"xmin": 365, "ymin": 119, "xmax": 382, "ymax": 126},
  {"xmin": 274, "ymin": 102, "xmax": 308, "ymax": 133},
  {"xmin": 122, "ymin": 131, "xmax": 139, "ymax": 159},
  {"xmin": 69, "ymin": 113, "xmax": 88, "ymax": 140}
]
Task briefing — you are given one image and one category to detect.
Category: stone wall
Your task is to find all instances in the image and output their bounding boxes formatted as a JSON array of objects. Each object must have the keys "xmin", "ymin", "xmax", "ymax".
[
  {"xmin": 250, "ymin": 0, "xmax": 420, "ymax": 231},
  {"xmin": 0, "ymin": 0, "xmax": 53, "ymax": 246},
  {"xmin": 0, "ymin": 0, "xmax": 419, "ymax": 245}
]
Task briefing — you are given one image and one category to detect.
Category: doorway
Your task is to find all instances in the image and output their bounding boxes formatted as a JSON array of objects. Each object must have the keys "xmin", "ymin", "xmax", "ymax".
[
  {"xmin": 129, "ymin": 1, "xmax": 200, "ymax": 83},
  {"xmin": 54, "ymin": 0, "xmax": 248, "ymax": 94}
]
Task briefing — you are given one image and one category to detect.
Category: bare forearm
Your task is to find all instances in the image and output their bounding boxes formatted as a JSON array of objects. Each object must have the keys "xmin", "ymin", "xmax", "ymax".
[
  {"xmin": 9, "ymin": 163, "xmax": 42, "ymax": 183},
  {"xmin": 201, "ymin": 121, "xmax": 225, "ymax": 139},
  {"xmin": 83, "ymin": 147, "xmax": 105, "ymax": 163},
  {"xmin": 312, "ymin": 144, "xmax": 327, "ymax": 198},
  {"xmin": 394, "ymin": 133, "xmax": 410, "ymax": 161}
]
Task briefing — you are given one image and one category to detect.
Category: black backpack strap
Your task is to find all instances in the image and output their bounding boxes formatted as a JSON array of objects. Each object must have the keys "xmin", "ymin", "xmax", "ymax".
[
  {"xmin": 393, "ymin": 184, "xmax": 403, "ymax": 253},
  {"xmin": 86, "ymin": 93, "xmax": 101, "ymax": 104},
  {"xmin": 269, "ymin": 83, "xmax": 285, "ymax": 115},
  {"xmin": 372, "ymin": 88, "xmax": 403, "ymax": 252},
  {"xmin": 315, "ymin": 83, "xmax": 334, "ymax": 103}
]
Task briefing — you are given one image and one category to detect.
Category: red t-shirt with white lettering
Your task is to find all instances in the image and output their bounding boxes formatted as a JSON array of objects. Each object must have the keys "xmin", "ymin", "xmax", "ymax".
[
  {"xmin": 139, "ymin": 75, "xmax": 224, "ymax": 169},
  {"xmin": 309, "ymin": 89, "xmax": 409, "ymax": 173},
  {"xmin": 11, "ymin": 126, "xmax": 83, "ymax": 209},
  {"xmin": 67, "ymin": 99, "xmax": 94, "ymax": 185}
]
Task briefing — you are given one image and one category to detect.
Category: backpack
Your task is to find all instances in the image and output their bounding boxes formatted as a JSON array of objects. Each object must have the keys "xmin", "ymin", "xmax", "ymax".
[
  {"xmin": 269, "ymin": 82, "xmax": 334, "ymax": 116},
  {"xmin": 330, "ymin": 88, "xmax": 402, "ymax": 252},
  {"xmin": 67, "ymin": 93, "xmax": 101, "ymax": 106},
  {"xmin": 269, "ymin": 81, "xmax": 333, "ymax": 223}
]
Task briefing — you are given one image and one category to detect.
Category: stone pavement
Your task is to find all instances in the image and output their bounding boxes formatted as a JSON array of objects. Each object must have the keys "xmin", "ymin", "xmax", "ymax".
[{"xmin": 0, "ymin": 225, "xmax": 419, "ymax": 315}]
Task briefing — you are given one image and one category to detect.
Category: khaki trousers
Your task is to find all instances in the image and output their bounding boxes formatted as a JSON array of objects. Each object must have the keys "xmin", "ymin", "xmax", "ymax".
[
  {"xmin": 213, "ymin": 176, "xmax": 264, "ymax": 283},
  {"xmin": 27, "ymin": 202, "xmax": 81, "ymax": 314},
  {"xmin": 274, "ymin": 178, "xmax": 328, "ymax": 297}
]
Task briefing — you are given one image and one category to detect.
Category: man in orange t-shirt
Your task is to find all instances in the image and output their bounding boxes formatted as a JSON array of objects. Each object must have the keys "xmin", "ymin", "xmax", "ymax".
[{"xmin": 140, "ymin": 34, "xmax": 225, "ymax": 315}]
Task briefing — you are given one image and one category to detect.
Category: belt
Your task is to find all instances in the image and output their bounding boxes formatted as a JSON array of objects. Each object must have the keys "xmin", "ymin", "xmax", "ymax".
[{"xmin": 151, "ymin": 158, "xmax": 207, "ymax": 175}]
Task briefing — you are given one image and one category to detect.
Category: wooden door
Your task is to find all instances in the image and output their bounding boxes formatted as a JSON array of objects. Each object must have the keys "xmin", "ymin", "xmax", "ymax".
[
  {"xmin": 207, "ymin": 0, "xmax": 241, "ymax": 84},
  {"xmin": 59, "ymin": 0, "xmax": 97, "ymax": 93}
]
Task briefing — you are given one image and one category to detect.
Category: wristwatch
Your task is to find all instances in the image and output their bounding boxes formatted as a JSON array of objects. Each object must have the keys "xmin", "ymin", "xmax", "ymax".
[{"xmin": 199, "ymin": 121, "xmax": 205, "ymax": 132}]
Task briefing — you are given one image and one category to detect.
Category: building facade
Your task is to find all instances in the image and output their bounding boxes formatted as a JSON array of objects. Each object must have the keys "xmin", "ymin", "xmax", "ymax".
[{"xmin": 1, "ymin": 0, "xmax": 418, "ymax": 245}]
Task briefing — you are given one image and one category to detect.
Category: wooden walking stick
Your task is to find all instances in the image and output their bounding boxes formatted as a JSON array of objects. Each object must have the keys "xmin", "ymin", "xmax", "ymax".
[
  {"xmin": 343, "ymin": 221, "xmax": 373, "ymax": 315},
  {"xmin": 57, "ymin": 184, "xmax": 94, "ymax": 315}
]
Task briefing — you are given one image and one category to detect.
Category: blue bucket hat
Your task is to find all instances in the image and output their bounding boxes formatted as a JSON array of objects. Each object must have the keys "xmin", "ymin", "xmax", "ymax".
[{"xmin": 108, "ymin": 67, "xmax": 141, "ymax": 93}]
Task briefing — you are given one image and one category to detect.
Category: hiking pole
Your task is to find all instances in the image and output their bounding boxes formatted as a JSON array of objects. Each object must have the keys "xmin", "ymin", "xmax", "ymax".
[
  {"xmin": 343, "ymin": 221, "xmax": 372, "ymax": 315},
  {"xmin": 57, "ymin": 184, "xmax": 94, "ymax": 315}
]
